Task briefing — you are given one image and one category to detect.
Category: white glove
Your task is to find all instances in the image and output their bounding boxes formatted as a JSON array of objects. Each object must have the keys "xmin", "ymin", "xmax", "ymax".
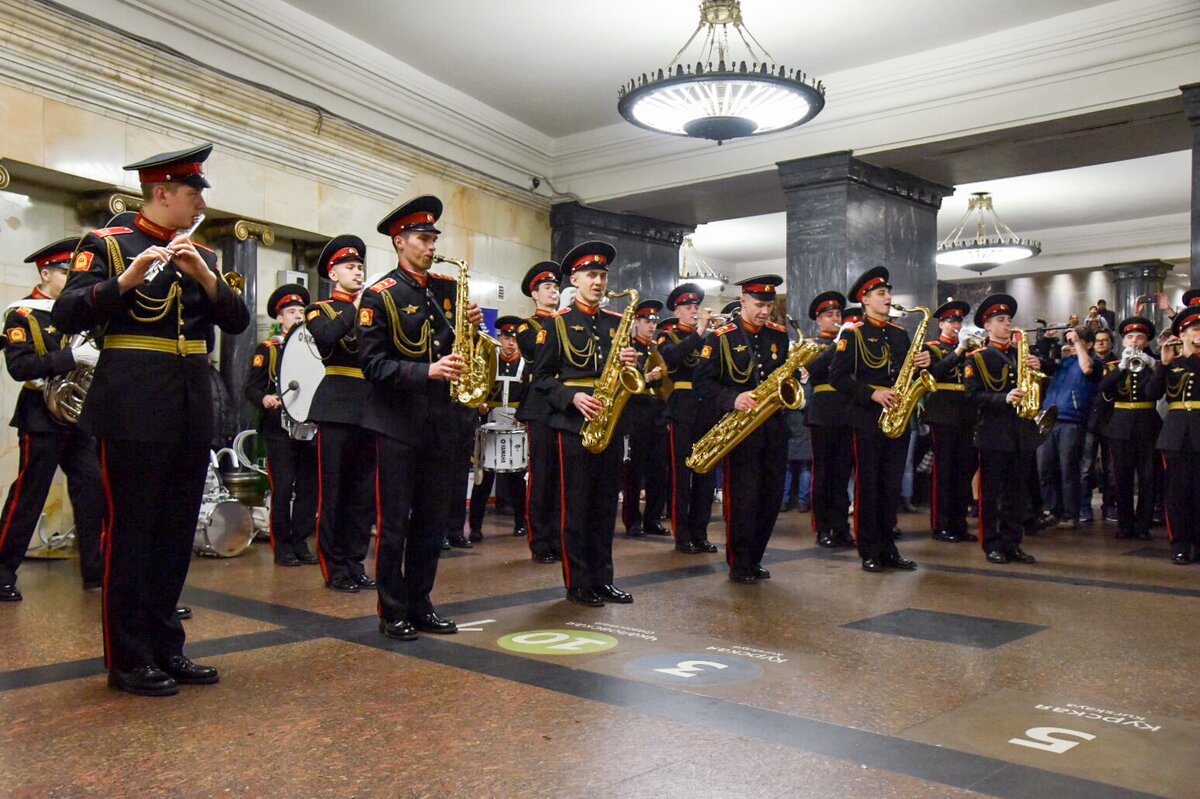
[
  {"xmin": 70, "ymin": 338, "xmax": 100, "ymax": 368},
  {"xmin": 1118, "ymin": 355, "xmax": 1131, "ymax": 372}
]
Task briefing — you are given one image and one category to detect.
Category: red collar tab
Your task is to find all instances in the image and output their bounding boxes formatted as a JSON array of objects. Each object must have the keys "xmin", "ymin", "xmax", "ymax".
[
  {"xmin": 570, "ymin": 254, "xmax": 608, "ymax": 273},
  {"xmin": 134, "ymin": 213, "xmax": 176, "ymax": 241},
  {"xmin": 388, "ymin": 211, "xmax": 437, "ymax": 237},
  {"xmin": 574, "ymin": 299, "xmax": 599, "ymax": 315},
  {"xmin": 399, "ymin": 263, "xmax": 428, "ymax": 288},
  {"xmin": 866, "ymin": 314, "xmax": 889, "ymax": 329},
  {"xmin": 634, "ymin": 334, "xmax": 652, "ymax": 345},
  {"xmin": 331, "ymin": 289, "xmax": 356, "ymax": 303},
  {"xmin": 36, "ymin": 252, "xmax": 73, "ymax": 269},
  {"xmin": 274, "ymin": 294, "xmax": 305, "ymax": 314},
  {"xmin": 675, "ymin": 323, "xmax": 695, "ymax": 334},
  {"xmin": 938, "ymin": 335, "xmax": 957, "ymax": 345},
  {"xmin": 534, "ymin": 309, "xmax": 553, "ymax": 318},
  {"xmin": 527, "ymin": 271, "xmax": 558, "ymax": 293},
  {"xmin": 137, "ymin": 161, "xmax": 204, "ymax": 185},
  {"xmin": 31, "ymin": 286, "xmax": 50, "ymax": 300},
  {"xmin": 989, "ymin": 339, "xmax": 1011, "ymax": 351},
  {"xmin": 815, "ymin": 299, "xmax": 841, "ymax": 315},
  {"xmin": 501, "ymin": 351, "xmax": 521, "ymax": 364},
  {"xmin": 856, "ymin": 277, "xmax": 886, "ymax": 300},
  {"xmin": 818, "ymin": 331, "xmax": 836, "ymax": 340},
  {"xmin": 742, "ymin": 319, "xmax": 762, "ymax": 334},
  {"xmin": 983, "ymin": 304, "xmax": 1011, "ymax": 321},
  {"xmin": 329, "ymin": 247, "xmax": 362, "ymax": 268},
  {"xmin": 743, "ymin": 284, "xmax": 776, "ymax": 296}
]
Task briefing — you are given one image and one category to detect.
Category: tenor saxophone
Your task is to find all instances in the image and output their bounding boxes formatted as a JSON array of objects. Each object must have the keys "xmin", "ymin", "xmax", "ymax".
[
  {"xmin": 434, "ymin": 254, "xmax": 498, "ymax": 408},
  {"xmin": 581, "ymin": 289, "xmax": 645, "ymax": 453},
  {"xmin": 877, "ymin": 304, "xmax": 938, "ymax": 439},
  {"xmin": 686, "ymin": 339, "xmax": 823, "ymax": 475}
]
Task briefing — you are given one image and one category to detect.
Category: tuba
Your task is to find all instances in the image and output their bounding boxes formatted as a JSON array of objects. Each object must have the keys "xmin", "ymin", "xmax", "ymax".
[
  {"xmin": 434, "ymin": 254, "xmax": 498, "ymax": 408},
  {"xmin": 1013, "ymin": 328, "xmax": 1055, "ymax": 436},
  {"xmin": 581, "ymin": 289, "xmax": 645, "ymax": 453},
  {"xmin": 686, "ymin": 339, "xmax": 823, "ymax": 474},
  {"xmin": 44, "ymin": 333, "xmax": 97, "ymax": 424},
  {"xmin": 878, "ymin": 304, "xmax": 938, "ymax": 439}
]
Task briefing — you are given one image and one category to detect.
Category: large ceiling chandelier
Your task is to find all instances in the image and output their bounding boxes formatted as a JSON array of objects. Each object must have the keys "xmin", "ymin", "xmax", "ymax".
[
  {"xmin": 680, "ymin": 235, "xmax": 728, "ymax": 292},
  {"xmin": 618, "ymin": 0, "xmax": 825, "ymax": 144},
  {"xmin": 936, "ymin": 192, "xmax": 1041, "ymax": 274}
]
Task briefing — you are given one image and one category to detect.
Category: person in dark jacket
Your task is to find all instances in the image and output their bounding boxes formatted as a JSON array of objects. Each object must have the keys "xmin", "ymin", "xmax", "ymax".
[{"xmin": 804, "ymin": 291, "xmax": 852, "ymax": 548}]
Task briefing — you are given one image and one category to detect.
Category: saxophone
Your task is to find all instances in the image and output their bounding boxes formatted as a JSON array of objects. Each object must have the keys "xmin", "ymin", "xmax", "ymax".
[
  {"xmin": 686, "ymin": 338, "xmax": 823, "ymax": 475},
  {"xmin": 434, "ymin": 254, "xmax": 498, "ymax": 408},
  {"xmin": 581, "ymin": 289, "xmax": 645, "ymax": 453},
  {"xmin": 877, "ymin": 304, "xmax": 938, "ymax": 439},
  {"xmin": 1012, "ymin": 328, "xmax": 1055, "ymax": 435}
]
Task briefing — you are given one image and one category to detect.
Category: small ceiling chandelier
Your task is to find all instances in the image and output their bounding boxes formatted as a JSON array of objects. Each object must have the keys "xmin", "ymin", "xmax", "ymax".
[
  {"xmin": 680, "ymin": 236, "xmax": 728, "ymax": 291},
  {"xmin": 936, "ymin": 192, "xmax": 1042, "ymax": 274},
  {"xmin": 618, "ymin": 0, "xmax": 825, "ymax": 144}
]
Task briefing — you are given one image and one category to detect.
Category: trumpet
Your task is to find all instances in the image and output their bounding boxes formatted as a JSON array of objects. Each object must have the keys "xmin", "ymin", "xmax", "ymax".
[
  {"xmin": 1121, "ymin": 347, "xmax": 1151, "ymax": 373},
  {"xmin": 961, "ymin": 324, "xmax": 988, "ymax": 351},
  {"xmin": 701, "ymin": 310, "xmax": 732, "ymax": 327}
]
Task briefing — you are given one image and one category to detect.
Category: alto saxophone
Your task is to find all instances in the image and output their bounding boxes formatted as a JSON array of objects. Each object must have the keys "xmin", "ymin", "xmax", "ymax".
[
  {"xmin": 686, "ymin": 339, "xmax": 823, "ymax": 475},
  {"xmin": 434, "ymin": 254, "xmax": 498, "ymax": 408},
  {"xmin": 877, "ymin": 304, "xmax": 938, "ymax": 439},
  {"xmin": 1012, "ymin": 328, "xmax": 1055, "ymax": 435},
  {"xmin": 581, "ymin": 289, "xmax": 645, "ymax": 454}
]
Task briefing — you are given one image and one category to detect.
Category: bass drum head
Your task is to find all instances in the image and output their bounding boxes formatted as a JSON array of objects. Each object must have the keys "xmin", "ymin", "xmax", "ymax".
[
  {"xmin": 195, "ymin": 500, "xmax": 255, "ymax": 558},
  {"xmin": 279, "ymin": 322, "xmax": 326, "ymax": 423}
]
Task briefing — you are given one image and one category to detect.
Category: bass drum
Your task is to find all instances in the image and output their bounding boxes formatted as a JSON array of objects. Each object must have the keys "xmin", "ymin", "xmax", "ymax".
[
  {"xmin": 194, "ymin": 499, "xmax": 255, "ymax": 558},
  {"xmin": 278, "ymin": 322, "xmax": 326, "ymax": 426}
]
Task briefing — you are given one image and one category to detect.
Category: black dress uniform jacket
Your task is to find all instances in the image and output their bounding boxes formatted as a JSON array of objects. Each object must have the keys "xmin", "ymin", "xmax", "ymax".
[
  {"xmin": 514, "ymin": 312, "xmax": 552, "ymax": 424},
  {"xmin": 1099, "ymin": 359, "xmax": 1163, "ymax": 442},
  {"xmin": 829, "ymin": 317, "xmax": 911, "ymax": 430},
  {"xmin": 304, "ymin": 290, "xmax": 367, "ymax": 425},
  {"xmin": 964, "ymin": 342, "xmax": 1041, "ymax": 452},
  {"xmin": 4, "ymin": 292, "xmax": 77, "ymax": 432},
  {"xmin": 923, "ymin": 337, "xmax": 974, "ymax": 428},
  {"xmin": 805, "ymin": 335, "xmax": 842, "ymax": 427},
  {"xmin": 244, "ymin": 336, "xmax": 286, "ymax": 439},
  {"xmin": 514, "ymin": 310, "xmax": 559, "ymax": 558},
  {"xmin": 533, "ymin": 303, "xmax": 625, "ymax": 435},
  {"xmin": 1149, "ymin": 356, "xmax": 1200, "ymax": 452}
]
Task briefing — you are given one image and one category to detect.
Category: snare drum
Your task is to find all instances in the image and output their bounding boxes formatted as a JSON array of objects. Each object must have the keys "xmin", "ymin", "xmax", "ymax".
[
  {"xmin": 478, "ymin": 423, "xmax": 527, "ymax": 472},
  {"xmin": 194, "ymin": 499, "xmax": 255, "ymax": 558}
]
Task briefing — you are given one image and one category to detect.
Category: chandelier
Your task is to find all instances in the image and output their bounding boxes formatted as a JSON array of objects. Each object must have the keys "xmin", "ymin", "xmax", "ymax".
[
  {"xmin": 618, "ymin": 0, "xmax": 825, "ymax": 144},
  {"xmin": 936, "ymin": 192, "xmax": 1041, "ymax": 274},
  {"xmin": 680, "ymin": 236, "xmax": 728, "ymax": 291}
]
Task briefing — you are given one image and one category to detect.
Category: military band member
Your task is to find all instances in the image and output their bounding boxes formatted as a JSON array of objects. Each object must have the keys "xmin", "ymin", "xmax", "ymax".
[
  {"xmin": 244, "ymin": 284, "xmax": 318, "ymax": 567},
  {"xmin": 53, "ymin": 144, "xmax": 250, "ymax": 695},
  {"xmin": 829, "ymin": 266, "xmax": 922, "ymax": 573},
  {"xmin": 1149, "ymin": 307, "xmax": 1200, "ymax": 564},
  {"xmin": 923, "ymin": 301, "xmax": 978, "ymax": 543},
  {"xmin": 468, "ymin": 316, "xmax": 529, "ymax": 540},
  {"xmin": 1097, "ymin": 317, "xmax": 1162, "ymax": 541},
  {"xmin": 622, "ymin": 299, "xmax": 668, "ymax": 536},
  {"xmin": 694, "ymin": 276, "xmax": 790, "ymax": 583},
  {"xmin": 642, "ymin": 315, "xmax": 681, "ymax": 530},
  {"xmin": 658, "ymin": 283, "xmax": 718, "ymax": 555},
  {"xmin": 804, "ymin": 290, "xmax": 853, "ymax": 549},
  {"xmin": 306, "ymin": 237, "xmax": 376, "ymax": 593},
  {"xmin": 515, "ymin": 262, "xmax": 562, "ymax": 563},
  {"xmin": 963, "ymin": 294, "xmax": 1039, "ymax": 565},
  {"xmin": 359, "ymin": 195, "xmax": 483, "ymax": 639},
  {"xmin": 0, "ymin": 238, "xmax": 103, "ymax": 601},
  {"xmin": 532, "ymin": 241, "xmax": 639, "ymax": 607}
]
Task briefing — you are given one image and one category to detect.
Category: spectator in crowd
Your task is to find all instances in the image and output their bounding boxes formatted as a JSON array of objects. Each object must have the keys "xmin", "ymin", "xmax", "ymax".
[
  {"xmin": 1080, "ymin": 328, "xmax": 1118, "ymax": 522},
  {"xmin": 1096, "ymin": 299, "xmax": 1116, "ymax": 332},
  {"xmin": 781, "ymin": 403, "xmax": 812, "ymax": 513}
]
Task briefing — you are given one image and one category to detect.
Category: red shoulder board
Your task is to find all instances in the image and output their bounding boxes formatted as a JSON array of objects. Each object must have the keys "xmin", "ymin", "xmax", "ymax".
[
  {"xmin": 552, "ymin": 307, "xmax": 571, "ymax": 317},
  {"xmin": 766, "ymin": 321, "xmax": 786, "ymax": 332},
  {"xmin": 313, "ymin": 299, "xmax": 332, "ymax": 305},
  {"xmin": 966, "ymin": 347, "xmax": 986, "ymax": 356},
  {"xmin": 848, "ymin": 321, "xmax": 863, "ymax": 329},
  {"xmin": 263, "ymin": 339, "xmax": 278, "ymax": 347},
  {"xmin": 714, "ymin": 323, "xmax": 737, "ymax": 336},
  {"xmin": 91, "ymin": 226, "xmax": 133, "ymax": 238},
  {"xmin": 15, "ymin": 307, "xmax": 31, "ymax": 318},
  {"xmin": 370, "ymin": 278, "xmax": 396, "ymax": 293},
  {"xmin": 602, "ymin": 309, "xmax": 622, "ymax": 317},
  {"xmin": 887, "ymin": 322, "xmax": 905, "ymax": 330},
  {"xmin": 430, "ymin": 272, "xmax": 455, "ymax": 281},
  {"xmin": 925, "ymin": 340, "xmax": 941, "ymax": 348}
]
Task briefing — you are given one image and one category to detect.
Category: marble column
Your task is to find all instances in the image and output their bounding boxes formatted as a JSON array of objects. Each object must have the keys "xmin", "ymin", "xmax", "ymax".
[
  {"xmin": 1183, "ymin": 83, "xmax": 1200, "ymax": 287},
  {"xmin": 209, "ymin": 219, "xmax": 274, "ymax": 434},
  {"xmin": 74, "ymin": 190, "xmax": 144, "ymax": 228},
  {"xmin": 550, "ymin": 202, "xmax": 693, "ymax": 310},
  {"xmin": 777, "ymin": 151, "xmax": 951, "ymax": 335},
  {"xmin": 0, "ymin": 161, "xmax": 9, "ymax": 191},
  {"xmin": 1105, "ymin": 259, "xmax": 1174, "ymax": 334}
]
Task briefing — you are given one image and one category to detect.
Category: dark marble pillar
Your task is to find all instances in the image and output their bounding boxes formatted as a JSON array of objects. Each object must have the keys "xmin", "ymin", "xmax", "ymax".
[
  {"xmin": 777, "ymin": 151, "xmax": 951, "ymax": 336},
  {"xmin": 74, "ymin": 190, "xmax": 144, "ymax": 228},
  {"xmin": 1105, "ymin": 259, "xmax": 1174, "ymax": 334},
  {"xmin": 1183, "ymin": 83, "xmax": 1200, "ymax": 287},
  {"xmin": 550, "ymin": 202, "xmax": 693, "ymax": 311}
]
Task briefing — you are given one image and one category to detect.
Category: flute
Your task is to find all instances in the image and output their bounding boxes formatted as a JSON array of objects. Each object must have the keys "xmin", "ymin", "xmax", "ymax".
[{"xmin": 144, "ymin": 213, "xmax": 205, "ymax": 283}]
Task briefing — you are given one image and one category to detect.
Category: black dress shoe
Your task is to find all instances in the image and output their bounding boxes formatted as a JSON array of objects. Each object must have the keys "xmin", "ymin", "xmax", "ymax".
[
  {"xmin": 861, "ymin": 558, "xmax": 884, "ymax": 573},
  {"xmin": 932, "ymin": 530, "xmax": 960, "ymax": 543},
  {"xmin": 533, "ymin": 552, "xmax": 557, "ymax": 564},
  {"xmin": 625, "ymin": 527, "xmax": 647, "ymax": 538},
  {"xmin": 1009, "ymin": 548, "xmax": 1036, "ymax": 564},
  {"xmin": 728, "ymin": 570, "xmax": 758, "ymax": 584},
  {"xmin": 411, "ymin": 612, "xmax": 457, "ymax": 634},
  {"xmin": 109, "ymin": 665, "xmax": 178, "ymax": 696},
  {"xmin": 884, "ymin": 553, "xmax": 917, "ymax": 571},
  {"xmin": 448, "ymin": 535, "xmax": 473, "ymax": 549},
  {"xmin": 158, "ymin": 654, "xmax": 219, "ymax": 685},
  {"xmin": 468, "ymin": 529, "xmax": 483, "ymax": 543},
  {"xmin": 816, "ymin": 532, "xmax": 837, "ymax": 548},
  {"xmin": 891, "ymin": 527, "xmax": 903, "ymax": 540},
  {"xmin": 274, "ymin": 550, "xmax": 301, "ymax": 567},
  {"xmin": 676, "ymin": 541, "xmax": 701, "ymax": 554},
  {"xmin": 1171, "ymin": 552, "xmax": 1190, "ymax": 565},
  {"xmin": 175, "ymin": 606, "xmax": 192, "ymax": 620},
  {"xmin": 512, "ymin": 526, "xmax": 527, "ymax": 537},
  {"xmin": 643, "ymin": 524, "xmax": 671, "ymax": 536},
  {"xmin": 352, "ymin": 573, "xmax": 377, "ymax": 589},
  {"xmin": 753, "ymin": 565, "xmax": 771, "ymax": 579},
  {"xmin": 695, "ymin": 539, "xmax": 718, "ymax": 553},
  {"xmin": 566, "ymin": 587, "xmax": 605, "ymax": 606},
  {"xmin": 0, "ymin": 583, "xmax": 23, "ymax": 602},
  {"xmin": 441, "ymin": 537, "xmax": 451, "ymax": 551},
  {"xmin": 986, "ymin": 550, "xmax": 1010, "ymax": 564},
  {"xmin": 327, "ymin": 576, "xmax": 359, "ymax": 593},
  {"xmin": 379, "ymin": 618, "xmax": 418, "ymax": 640},
  {"xmin": 597, "ymin": 584, "xmax": 633, "ymax": 603},
  {"xmin": 294, "ymin": 543, "xmax": 320, "ymax": 564}
]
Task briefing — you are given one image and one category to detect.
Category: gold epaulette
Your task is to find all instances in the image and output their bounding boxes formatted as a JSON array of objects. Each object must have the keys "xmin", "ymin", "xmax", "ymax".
[{"xmin": 713, "ymin": 323, "xmax": 737, "ymax": 336}]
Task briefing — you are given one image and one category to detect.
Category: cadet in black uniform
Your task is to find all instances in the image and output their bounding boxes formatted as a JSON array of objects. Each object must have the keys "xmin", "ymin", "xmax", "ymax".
[
  {"xmin": 804, "ymin": 290, "xmax": 853, "ymax": 549},
  {"xmin": 0, "ymin": 238, "xmax": 103, "ymax": 601},
  {"xmin": 658, "ymin": 283, "xmax": 718, "ymax": 554},
  {"xmin": 359, "ymin": 195, "xmax": 483, "ymax": 639},
  {"xmin": 963, "ymin": 294, "xmax": 1040, "ymax": 565},
  {"xmin": 641, "ymin": 316, "xmax": 680, "ymax": 532},
  {"xmin": 1099, "ymin": 317, "xmax": 1162, "ymax": 541},
  {"xmin": 532, "ymin": 241, "xmax": 640, "ymax": 607},
  {"xmin": 515, "ymin": 262, "xmax": 562, "ymax": 563},
  {"xmin": 1149, "ymin": 307, "xmax": 1200, "ymax": 564},
  {"xmin": 622, "ymin": 299, "xmax": 668, "ymax": 536},
  {"xmin": 244, "ymin": 284, "xmax": 318, "ymax": 567},
  {"xmin": 695, "ymin": 276, "xmax": 792, "ymax": 583},
  {"xmin": 829, "ymin": 266, "xmax": 923, "ymax": 573},
  {"xmin": 468, "ymin": 316, "xmax": 528, "ymax": 540},
  {"xmin": 53, "ymin": 144, "xmax": 250, "ymax": 695},
  {"xmin": 923, "ymin": 300, "xmax": 978, "ymax": 543},
  {"xmin": 306, "ymin": 236, "xmax": 376, "ymax": 593}
]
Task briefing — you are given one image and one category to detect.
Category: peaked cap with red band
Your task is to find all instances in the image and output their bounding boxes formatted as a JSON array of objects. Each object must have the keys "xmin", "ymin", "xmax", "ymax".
[
  {"xmin": 848, "ymin": 265, "xmax": 891, "ymax": 303},
  {"xmin": 1173, "ymin": 306, "xmax": 1200, "ymax": 337},
  {"xmin": 808, "ymin": 290, "xmax": 846, "ymax": 321},
  {"xmin": 635, "ymin": 299, "xmax": 664, "ymax": 319},
  {"xmin": 24, "ymin": 237, "xmax": 81, "ymax": 270},
  {"xmin": 657, "ymin": 315, "xmax": 679, "ymax": 331},
  {"xmin": 737, "ymin": 274, "xmax": 783, "ymax": 301},
  {"xmin": 974, "ymin": 293, "xmax": 1018, "ymax": 328},
  {"xmin": 1117, "ymin": 316, "xmax": 1155, "ymax": 340},
  {"xmin": 933, "ymin": 300, "xmax": 970, "ymax": 322},
  {"xmin": 377, "ymin": 195, "xmax": 442, "ymax": 238},
  {"xmin": 317, "ymin": 234, "xmax": 366, "ymax": 277},
  {"xmin": 521, "ymin": 261, "xmax": 561, "ymax": 297},
  {"xmin": 494, "ymin": 315, "xmax": 523, "ymax": 336},
  {"xmin": 1181, "ymin": 289, "xmax": 1200, "ymax": 309},
  {"xmin": 666, "ymin": 282, "xmax": 705, "ymax": 310},
  {"xmin": 841, "ymin": 304, "xmax": 863, "ymax": 321},
  {"xmin": 267, "ymin": 283, "xmax": 311, "ymax": 317},
  {"xmin": 124, "ymin": 143, "xmax": 213, "ymax": 189},
  {"xmin": 561, "ymin": 241, "xmax": 616, "ymax": 276}
]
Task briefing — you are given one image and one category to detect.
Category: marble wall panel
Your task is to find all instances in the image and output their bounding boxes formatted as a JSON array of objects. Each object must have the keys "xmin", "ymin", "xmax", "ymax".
[
  {"xmin": 262, "ymin": 165, "xmax": 319, "ymax": 233},
  {"xmin": 205, "ymin": 151, "xmax": 266, "ymax": 221},
  {"xmin": 0, "ymin": 86, "xmax": 45, "ymax": 166},
  {"xmin": 42, "ymin": 101, "xmax": 126, "ymax": 186}
]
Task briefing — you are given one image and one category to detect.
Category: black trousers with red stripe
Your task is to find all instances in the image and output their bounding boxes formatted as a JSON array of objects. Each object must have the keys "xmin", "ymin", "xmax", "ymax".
[
  {"xmin": 315, "ymin": 422, "xmax": 376, "ymax": 584},
  {"xmin": 523, "ymin": 419, "xmax": 560, "ymax": 558},
  {"xmin": 622, "ymin": 399, "xmax": 668, "ymax": 532},
  {"xmin": 558, "ymin": 431, "xmax": 622, "ymax": 589},
  {"xmin": 722, "ymin": 420, "xmax": 787, "ymax": 575},
  {"xmin": 929, "ymin": 423, "xmax": 976, "ymax": 536},
  {"xmin": 263, "ymin": 434, "xmax": 317, "ymax": 556},
  {"xmin": 668, "ymin": 415, "xmax": 717, "ymax": 544},
  {"xmin": 1162, "ymin": 449, "xmax": 1200, "ymax": 559},
  {"xmin": 469, "ymin": 468, "xmax": 527, "ymax": 534},
  {"xmin": 99, "ymin": 438, "xmax": 208, "ymax": 671},
  {"xmin": 375, "ymin": 434, "xmax": 453, "ymax": 620},
  {"xmin": 808, "ymin": 423, "xmax": 852, "ymax": 539},
  {"xmin": 977, "ymin": 447, "xmax": 1035, "ymax": 555},
  {"xmin": 1110, "ymin": 436, "xmax": 1157, "ymax": 538},
  {"xmin": 851, "ymin": 428, "xmax": 907, "ymax": 561},
  {"xmin": 0, "ymin": 429, "xmax": 104, "ymax": 587}
]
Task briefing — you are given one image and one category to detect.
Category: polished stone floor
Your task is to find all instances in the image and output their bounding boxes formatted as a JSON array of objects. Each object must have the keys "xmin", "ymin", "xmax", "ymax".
[{"xmin": 2, "ymin": 501, "xmax": 1197, "ymax": 799}]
